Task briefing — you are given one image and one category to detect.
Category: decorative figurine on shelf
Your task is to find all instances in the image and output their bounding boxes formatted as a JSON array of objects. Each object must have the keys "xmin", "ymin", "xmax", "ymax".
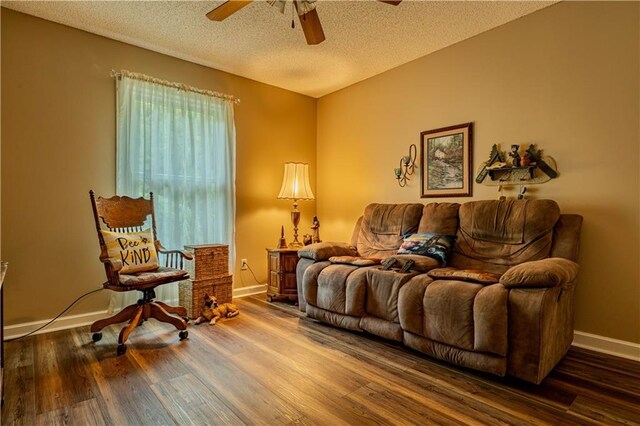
[
  {"xmin": 509, "ymin": 144, "xmax": 521, "ymax": 167},
  {"xmin": 303, "ymin": 234, "xmax": 313, "ymax": 245},
  {"xmin": 277, "ymin": 225, "xmax": 288, "ymax": 249},
  {"xmin": 311, "ymin": 216, "xmax": 321, "ymax": 243},
  {"xmin": 476, "ymin": 143, "xmax": 557, "ymax": 186}
]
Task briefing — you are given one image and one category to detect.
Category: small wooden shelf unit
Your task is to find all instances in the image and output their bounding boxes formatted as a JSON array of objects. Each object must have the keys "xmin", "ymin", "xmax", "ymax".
[{"xmin": 266, "ymin": 248, "xmax": 299, "ymax": 302}]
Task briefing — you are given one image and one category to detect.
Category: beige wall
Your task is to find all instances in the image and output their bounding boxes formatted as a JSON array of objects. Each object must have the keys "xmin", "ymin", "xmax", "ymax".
[
  {"xmin": 317, "ymin": 2, "xmax": 640, "ymax": 343},
  {"xmin": 1, "ymin": 9, "xmax": 316, "ymax": 325},
  {"xmin": 3, "ymin": 2, "xmax": 639, "ymax": 345}
]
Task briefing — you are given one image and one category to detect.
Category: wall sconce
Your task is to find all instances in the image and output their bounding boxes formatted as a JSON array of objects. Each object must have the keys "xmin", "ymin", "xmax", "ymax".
[{"xmin": 394, "ymin": 144, "xmax": 417, "ymax": 187}]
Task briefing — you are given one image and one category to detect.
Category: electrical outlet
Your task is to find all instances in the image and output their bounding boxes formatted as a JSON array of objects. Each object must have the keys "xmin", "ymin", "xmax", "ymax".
[{"xmin": 240, "ymin": 259, "xmax": 248, "ymax": 271}]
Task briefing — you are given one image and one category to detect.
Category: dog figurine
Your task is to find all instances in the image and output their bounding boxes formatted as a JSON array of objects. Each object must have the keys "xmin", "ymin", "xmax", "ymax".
[{"xmin": 194, "ymin": 293, "xmax": 239, "ymax": 325}]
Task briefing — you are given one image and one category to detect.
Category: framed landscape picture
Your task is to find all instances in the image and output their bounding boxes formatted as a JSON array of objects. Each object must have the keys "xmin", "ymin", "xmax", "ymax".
[{"xmin": 420, "ymin": 122, "xmax": 473, "ymax": 198}]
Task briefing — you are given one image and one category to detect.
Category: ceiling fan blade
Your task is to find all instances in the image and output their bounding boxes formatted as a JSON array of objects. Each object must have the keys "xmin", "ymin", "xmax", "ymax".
[
  {"xmin": 295, "ymin": 4, "xmax": 325, "ymax": 45},
  {"xmin": 378, "ymin": 0, "xmax": 402, "ymax": 5},
  {"xmin": 206, "ymin": 1, "xmax": 253, "ymax": 21}
]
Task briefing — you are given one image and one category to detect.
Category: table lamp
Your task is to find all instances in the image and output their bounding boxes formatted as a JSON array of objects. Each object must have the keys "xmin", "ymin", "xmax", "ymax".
[{"xmin": 277, "ymin": 162, "xmax": 315, "ymax": 248}]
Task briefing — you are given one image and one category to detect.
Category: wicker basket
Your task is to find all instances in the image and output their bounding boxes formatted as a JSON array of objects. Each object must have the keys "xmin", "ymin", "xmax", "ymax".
[
  {"xmin": 184, "ymin": 244, "xmax": 229, "ymax": 280},
  {"xmin": 178, "ymin": 275, "xmax": 234, "ymax": 319},
  {"xmin": 179, "ymin": 279, "xmax": 212, "ymax": 319},
  {"xmin": 211, "ymin": 274, "xmax": 233, "ymax": 305}
]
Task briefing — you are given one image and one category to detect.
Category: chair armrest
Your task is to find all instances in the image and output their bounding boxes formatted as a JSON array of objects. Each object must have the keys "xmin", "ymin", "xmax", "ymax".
[
  {"xmin": 500, "ymin": 258, "xmax": 579, "ymax": 289},
  {"xmin": 297, "ymin": 242, "xmax": 357, "ymax": 261},
  {"xmin": 100, "ymin": 256, "xmax": 123, "ymax": 273},
  {"xmin": 156, "ymin": 241, "xmax": 194, "ymax": 260}
]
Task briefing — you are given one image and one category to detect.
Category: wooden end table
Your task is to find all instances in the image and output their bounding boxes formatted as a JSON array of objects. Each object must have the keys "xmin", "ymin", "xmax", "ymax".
[{"xmin": 266, "ymin": 248, "xmax": 299, "ymax": 302}]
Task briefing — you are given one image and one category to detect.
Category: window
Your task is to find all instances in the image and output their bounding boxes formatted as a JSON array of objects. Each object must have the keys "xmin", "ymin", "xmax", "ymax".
[{"xmin": 114, "ymin": 73, "xmax": 236, "ymax": 305}]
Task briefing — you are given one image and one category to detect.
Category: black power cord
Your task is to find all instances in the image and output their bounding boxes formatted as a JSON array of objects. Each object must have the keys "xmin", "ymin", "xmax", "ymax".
[
  {"xmin": 245, "ymin": 263, "xmax": 261, "ymax": 284},
  {"xmin": 6, "ymin": 288, "xmax": 105, "ymax": 342}
]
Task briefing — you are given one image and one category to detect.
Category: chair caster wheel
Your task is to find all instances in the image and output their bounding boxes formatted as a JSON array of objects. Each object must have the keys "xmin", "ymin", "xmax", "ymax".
[
  {"xmin": 179, "ymin": 330, "xmax": 188, "ymax": 340},
  {"xmin": 92, "ymin": 332, "xmax": 102, "ymax": 342},
  {"xmin": 116, "ymin": 344, "xmax": 127, "ymax": 356}
]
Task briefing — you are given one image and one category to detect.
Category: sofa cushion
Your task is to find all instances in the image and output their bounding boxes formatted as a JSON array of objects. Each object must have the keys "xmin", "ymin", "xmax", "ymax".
[
  {"xmin": 356, "ymin": 203, "xmax": 423, "ymax": 258},
  {"xmin": 315, "ymin": 265, "xmax": 368, "ymax": 316},
  {"xmin": 360, "ymin": 316, "xmax": 403, "ymax": 342},
  {"xmin": 427, "ymin": 268, "xmax": 501, "ymax": 285},
  {"xmin": 418, "ymin": 202, "xmax": 460, "ymax": 235},
  {"xmin": 398, "ymin": 232, "xmax": 456, "ymax": 264},
  {"xmin": 365, "ymin": 269, "xmax": 419, "ymax": 322},
  {"xmin": 329, "ymin": 256, "xmax": 381, "ymax": 267},
  {"xmin": 298, "ymin": 242, "xmax": 357, "ymax": 261},
  {"xmin": 393, "ymin": 255, "xmax": 440, "ymax": 273},
  {"xmin": 450, "ymin": 199, "xmax": 561, "ymax": 273},
  {"xmin": 422, "ymin": 280, "xmax": 507, "ymax": 356}
]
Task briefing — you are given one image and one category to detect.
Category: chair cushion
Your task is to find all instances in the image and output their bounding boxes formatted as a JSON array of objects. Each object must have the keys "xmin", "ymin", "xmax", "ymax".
[
  {"xmin": 119, "ymin": 266, "xmax": 188, "ymax": 286},
  {"xmin": 101, "ymin": 228, "xmax": 159, "ymax": 273}
]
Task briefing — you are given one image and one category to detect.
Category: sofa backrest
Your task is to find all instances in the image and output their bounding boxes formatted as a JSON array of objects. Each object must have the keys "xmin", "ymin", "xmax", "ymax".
[
  {"xmin": 356, "ymin": 203, "xmax": 423, "ymax": 258},
  {"xmin": 417, "ymin": 202, "xmax": 460, "ymax": 234},
  {"xmin": 449, "ymin": 199, "xmax": 561, "ymax": 273},
  {"xmin": 351, "ymin": 200, "xmax": 581, "ymax": 273},
  {"xmin": 550, "ymin": 214, "xmax": 583, "ymax": 262}
]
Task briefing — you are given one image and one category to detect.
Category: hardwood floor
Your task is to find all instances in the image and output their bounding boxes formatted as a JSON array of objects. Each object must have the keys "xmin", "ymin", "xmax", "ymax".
[{"xmin": 2, "ymin": 295, "xmax": 640, "ymax": 425}]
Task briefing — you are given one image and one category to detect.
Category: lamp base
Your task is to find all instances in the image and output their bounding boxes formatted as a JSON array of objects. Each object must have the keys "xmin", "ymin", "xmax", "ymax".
[
  {"xmin": 288, "ymin": 241, "xmax": 304, "ymax": 249},
  {"xmin": 289, "ymin": 204, "xmax": 303, "ymax": 250}
]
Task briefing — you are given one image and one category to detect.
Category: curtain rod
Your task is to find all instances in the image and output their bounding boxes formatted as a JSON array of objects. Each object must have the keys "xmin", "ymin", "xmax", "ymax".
[{"xmin": 110, "ymin": 69, "xmax": 241, "ymax": 105}]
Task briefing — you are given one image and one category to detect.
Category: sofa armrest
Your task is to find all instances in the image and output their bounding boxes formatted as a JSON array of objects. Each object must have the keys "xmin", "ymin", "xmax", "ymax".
[
  {"xmin": 297, "ymin": 242, "xmax": 357, "ymax": 261},
  {"xmin": 500, "ymin": 258, "xmax": 579, "ymax": 289}
]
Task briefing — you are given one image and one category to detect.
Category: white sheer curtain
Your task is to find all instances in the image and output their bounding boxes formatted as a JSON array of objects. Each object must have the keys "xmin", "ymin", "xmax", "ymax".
[{"xmin": 113, "ymin": 75, "xmax": 236, "ymax": 309}]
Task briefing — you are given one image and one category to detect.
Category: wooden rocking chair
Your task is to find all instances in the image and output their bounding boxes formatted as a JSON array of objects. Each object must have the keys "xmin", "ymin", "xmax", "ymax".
[{"xmin": 89, "ymin": 190, "xmax": 193, "ymax": 355}]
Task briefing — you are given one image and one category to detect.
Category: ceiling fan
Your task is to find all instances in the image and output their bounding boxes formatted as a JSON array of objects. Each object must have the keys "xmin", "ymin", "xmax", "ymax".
[{"xmin": 206, "ymin": 0, "xmax": 403, "ymax": 45}]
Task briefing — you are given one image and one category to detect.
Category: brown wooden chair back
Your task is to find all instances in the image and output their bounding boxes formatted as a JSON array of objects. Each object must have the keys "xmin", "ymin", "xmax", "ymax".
[
  {"xmin": 90, "ymin": 191, "xmax": 188, "ymax": 283},
  {"xmin": 90, "ymin": 190, "xmax": 158, "ymax": 243}
]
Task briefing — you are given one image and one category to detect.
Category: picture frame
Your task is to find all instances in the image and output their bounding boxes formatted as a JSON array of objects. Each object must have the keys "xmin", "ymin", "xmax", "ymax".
[{"xmin": 420, "ymin": 122, "xmax": 473, "ymax": 198}]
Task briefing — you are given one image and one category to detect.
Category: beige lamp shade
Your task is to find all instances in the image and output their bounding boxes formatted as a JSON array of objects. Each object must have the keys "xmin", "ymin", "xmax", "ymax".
[{"xmin": 277, "ymin": 163, "xmax": 315, "ymax": 200}]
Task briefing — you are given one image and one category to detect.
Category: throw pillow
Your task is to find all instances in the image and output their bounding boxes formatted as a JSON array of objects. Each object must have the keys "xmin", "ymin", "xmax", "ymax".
[
  {"xmin": 101, "ymin": 228, "xmax": 160, "ymax": 274},
  {"xmin": 397, "ymin": 232, "xmax": 456, "ymax": 265},
  {"xmin": 329, "ymin": 256, "xmax": 381, "ymax": 267},
  {"xmin": 427, "ymin": 268, "xmax": 502, "ymax": 284}
]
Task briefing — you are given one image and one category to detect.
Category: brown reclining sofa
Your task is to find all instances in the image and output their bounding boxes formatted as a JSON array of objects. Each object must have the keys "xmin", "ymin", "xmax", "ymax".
[{"xmin": 296, "ymin": 199, "xmax": 582, "ymax": 384}]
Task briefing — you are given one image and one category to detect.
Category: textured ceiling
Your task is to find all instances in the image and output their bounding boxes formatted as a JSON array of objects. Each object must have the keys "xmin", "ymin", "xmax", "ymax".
[{"xmin": 1, "ymin": 1, "xmax": 556, "ymax": 98}]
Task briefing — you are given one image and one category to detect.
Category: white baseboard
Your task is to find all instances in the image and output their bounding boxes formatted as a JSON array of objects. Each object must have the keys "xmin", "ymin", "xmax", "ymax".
[
  {"xmin": 572, "ymin": 330, "xmax": 640, "ymax": 362},
  {"xmin": 233, "ymin": 283, "xmax": 267, "ymax": 298},
  {"xmin": 4, "ymin": 310, "xmax": 110, "ymax": 340},
  {"xmin": 3, "ymin": 284, "xmax": 268, "ymax": 340}
]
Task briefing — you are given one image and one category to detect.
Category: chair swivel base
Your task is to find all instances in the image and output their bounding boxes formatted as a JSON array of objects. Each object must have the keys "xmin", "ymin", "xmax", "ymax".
[{"xmin": 90, "ymin": 288, "xmax": 189, "ymax": 355}]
